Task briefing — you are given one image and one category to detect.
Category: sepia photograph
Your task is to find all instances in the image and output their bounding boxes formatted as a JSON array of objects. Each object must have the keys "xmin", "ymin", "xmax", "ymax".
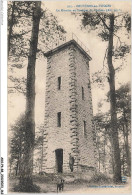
[{"xmin": 6, "ymin": 0, "xmax": 131, "ymax": 193}]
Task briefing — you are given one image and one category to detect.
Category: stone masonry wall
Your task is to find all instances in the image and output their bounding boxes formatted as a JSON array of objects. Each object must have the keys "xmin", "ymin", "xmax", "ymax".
[
  {"xmin": 68, "ymin": 45, "xmax": 79, "ymax": 171},
  {"xmin": 74, "ymin": 47, "xmax": 97, "ymax": 169},
  {"xmin": 43, "ymin": 42, "xmax": 96, "ymax": 173},
  {"xmin": 43, "ymin": 46, "xmax": 77, "ymax": 173}
]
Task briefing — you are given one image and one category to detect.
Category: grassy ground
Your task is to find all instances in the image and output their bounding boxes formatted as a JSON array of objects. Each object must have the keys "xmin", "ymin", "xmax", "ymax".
[
  {"xmin": 8, "ymin": 174, "xmax": 131, "ymax": 193},
  {"xmin": 9, "ymin": 176, "xmax": 84, "ymax": 193}
]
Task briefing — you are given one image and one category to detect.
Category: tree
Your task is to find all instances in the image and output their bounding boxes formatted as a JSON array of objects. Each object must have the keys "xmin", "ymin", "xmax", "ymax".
[
  {"xmin": 8, "ymin": 1, "xmax": 66, "ymax": 191},
  {"xmin": 8, "ymin": 1, "xmax": 35, "ymax": 57},
  {"xmin": 8, "ymin": 2, "xmax": 42, "ymax": 192},
  {"xmin": 75, "ymin": 11, "xmax": 131, "ymax": 182},
  {"xmin": 106, "ymin": 13, "xmax": 121, "ymax": 183},
  {"xmin": 8, "ymin": 1, "xmax": 36, "ymax": 96},
  {"xmin": 9, "ymin": 119, "xmax": 45, "ymax": 176},
  {"xmin": 17, "ymin": 1, "xmax": 42, "ymax": 191},
  {"xmin": 34, "ymin": 124, "xmax": 44, "ymax": 174},
  {"xmin": 94, "ymin": 83, "xmax": 131, "ymax": 177},
  {"xmin": 8, "ymin": 1, "xmax": 15, "ymax": 55},
  {"xmin": 9, "ymin": 114, "xmax": 26, "ymax": 176},
  {"xmin": 94, "ymin": 112, "xmax": 112, "ymax": 174},
  {"xmin": 8, "ymin": 2, "xmax": 66, "ymax": 95},
  {"xmin": 116, "ymin": 83, "xmax": 131, "ymax": 176}
]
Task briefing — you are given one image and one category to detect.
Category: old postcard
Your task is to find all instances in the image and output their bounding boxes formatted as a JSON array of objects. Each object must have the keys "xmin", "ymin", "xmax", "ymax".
[{"xmin": 0, "ymin": 0, "xmax": 131, "ymax": 194}]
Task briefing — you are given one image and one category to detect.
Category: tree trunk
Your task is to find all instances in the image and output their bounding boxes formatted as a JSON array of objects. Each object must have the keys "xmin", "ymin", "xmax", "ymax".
[
  {"xmin": 109, "ymin": 133, "xmax": 115, "ymax": 175},
  {"xmin": 96, "ymin": 135, "xmax": 100, "ymax": 172},
  {"xmin": 8, "ymin": 1, "xmax": 15, "ymax": 56},
  {"xmin": 111, "ymin": 150, "xmax": 115, "ymax": 175},
  {"xmin": 103, "ymin": 130, "xmax": 106, "ymax": 172},
  {"xmin": 16, "ymin": 159, "xmax": 19, "ymax": 176},
  {"xmin": 122, "ymin": 145, "xmax": 125, "ymax": 175},
  {"xmin": 98, "ymin": 152, "xmax": 100, "ymax": 172},
  {"xmin": 18, "ymin": 137, "xmax": 22, "ymax": 176},
  {"xmin": 41, "ymin": 138, "xmax": 44, "ymax": 173},
  {"xmin": 125, "ymin": 129, "xmax": 131, "ymax": 176},
  {"xmin": 122, "ymin": 122, "xmax": 131, "ymax": 176},
  {"xmin": 107, "ymin": 14, "xmax": 121, "ymax": 183},
  {"xmin": 9, "ymin": 160, "xmax": 12, "ymax": 177},
  {"xmin": 19, "ymin": 2, "xmax": 41, "ymax": 191}
]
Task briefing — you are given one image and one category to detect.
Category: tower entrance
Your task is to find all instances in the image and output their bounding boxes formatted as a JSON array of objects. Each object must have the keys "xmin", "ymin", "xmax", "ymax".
[{"xmin": 55, "ymin": 149, "xmax": 63, "ymax": 173}]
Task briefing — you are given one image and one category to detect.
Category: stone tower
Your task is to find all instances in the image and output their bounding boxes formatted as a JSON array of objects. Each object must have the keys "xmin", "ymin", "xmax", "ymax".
[{"xmin": 43, "ymin": 40, "xmax": 97, "ymax": 174}]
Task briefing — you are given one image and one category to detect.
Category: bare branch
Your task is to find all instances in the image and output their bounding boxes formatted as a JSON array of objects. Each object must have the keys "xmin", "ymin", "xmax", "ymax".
[
  {"xmin": 8, "ymin": 86, "xmax": 26, "ymax": 95},
  {"xmin": 96, "ymin": 12, "xmax": 110, "ymax": 31},
  {"xmin": 113, "ymin": 33, "xmax": 122, "ymax": 46},
  {"xmin": 114, "ymin": 13, "xmax": 125, "ymax": 19},
  {"xmin": 103, "ymin": 48, "xmax": 108, "ymax": 69}
]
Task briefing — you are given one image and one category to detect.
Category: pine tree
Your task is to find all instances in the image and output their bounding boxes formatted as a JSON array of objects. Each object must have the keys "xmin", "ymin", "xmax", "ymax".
[{"xmin": 75, "ymin": 11, "xmax": 131, "ymax": 182}]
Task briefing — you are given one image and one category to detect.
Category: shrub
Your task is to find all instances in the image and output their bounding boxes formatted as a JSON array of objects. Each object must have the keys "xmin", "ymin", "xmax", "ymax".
[
  {"xmin": 88, "ymin": 172, "xmax": 112, "ymax": 184},
  {"xmin": 14, "ymin": 183, "xmax": 40, "ymax": 192}
]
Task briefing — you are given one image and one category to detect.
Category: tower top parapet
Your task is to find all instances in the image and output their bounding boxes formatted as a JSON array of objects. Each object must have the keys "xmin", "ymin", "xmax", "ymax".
[{"xmin": 44, "ymin": 33, "xmax": 92, "ymax": 61}]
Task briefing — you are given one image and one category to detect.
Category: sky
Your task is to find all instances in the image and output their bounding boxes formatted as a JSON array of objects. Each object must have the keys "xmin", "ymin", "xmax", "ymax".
[{"xmin": 8, "ymin": 0, "xmax": 131, "ymax": 128}]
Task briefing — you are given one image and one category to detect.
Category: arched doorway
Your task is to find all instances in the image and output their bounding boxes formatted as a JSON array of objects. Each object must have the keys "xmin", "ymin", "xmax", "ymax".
[{"xmin": 55, "ymin": 149, "xmax": 63, "ymax": 173}]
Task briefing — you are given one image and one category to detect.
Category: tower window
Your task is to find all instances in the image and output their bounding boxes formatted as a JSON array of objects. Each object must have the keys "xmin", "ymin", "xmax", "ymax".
[
  {"xmin": 88, "ymin": 80, "xmax": 90, "ymax": 88},
  {"xmin": 58, "ymin": 77, "xmax": 61, "ymax": 90},
  {"xmin": 83, "ymin": 121, "xmax": 87, "ymax": 137},
  {"xmin": 82, "ymin": 87, "xmax": 84, "ymax": 100},
  {"xmin": 57, "ymin": 112, "xmax": 61, "ymax": 127}
]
